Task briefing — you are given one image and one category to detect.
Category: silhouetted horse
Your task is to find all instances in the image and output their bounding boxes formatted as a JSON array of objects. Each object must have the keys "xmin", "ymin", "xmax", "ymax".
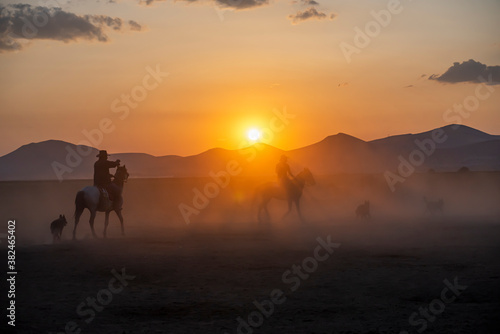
[
  {"xmin": 256, "ymin": 168, "xmax": 315, "ymax": 223},
  {"xmin": 423, "ymin": 197, "xmax": 444, "ymax": 215},
  {"xmin": 73, "ymin": 165, "xmax": 129, "ymax": 239},
  {"xmin": 356, "ymin": 201, "xmax": 371, "ymax": 219}
]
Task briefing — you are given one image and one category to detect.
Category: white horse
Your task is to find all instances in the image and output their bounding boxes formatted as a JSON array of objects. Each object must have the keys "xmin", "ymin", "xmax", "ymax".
[{"xmin": 73, "ymin": 165, "xmax": 129, "ymax": 239}]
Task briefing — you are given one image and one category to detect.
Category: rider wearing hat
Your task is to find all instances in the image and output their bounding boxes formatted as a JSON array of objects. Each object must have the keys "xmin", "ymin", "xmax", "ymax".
[{"xmin": 94, "ymin": 150, "xmax": 120, "ymax": 201}]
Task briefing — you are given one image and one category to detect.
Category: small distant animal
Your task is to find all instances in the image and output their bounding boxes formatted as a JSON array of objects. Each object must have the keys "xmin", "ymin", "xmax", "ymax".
[
  {"xmin": 423, "ymin": 197, "xmax": 444, "ymax": 215},
  {"xmin": 50, "ymin": 214, "xmax": 67, "ymax": 242},
  {"xmin": 356, "ymin": 201, "xmax": 371, "ymax": 219}
]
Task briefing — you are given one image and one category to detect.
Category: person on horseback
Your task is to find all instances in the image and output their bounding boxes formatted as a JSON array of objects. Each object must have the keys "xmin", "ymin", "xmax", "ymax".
[
  {"xmin": 276, "ymin": 155, "xmax": 294, "ymax": 195},
  {"xmin": 94, "ymin": 150, "xmax": 120, "ymax": 204}
]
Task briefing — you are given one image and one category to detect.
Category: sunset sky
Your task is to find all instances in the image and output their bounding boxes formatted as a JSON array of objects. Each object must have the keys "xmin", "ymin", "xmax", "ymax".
[{"xmin": 1, "ymin": 0, "xmax": 499, "ymax": 157}]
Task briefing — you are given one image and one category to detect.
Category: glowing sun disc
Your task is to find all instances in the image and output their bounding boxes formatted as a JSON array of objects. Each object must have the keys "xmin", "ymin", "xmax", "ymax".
[{"xmin": 247, "ymin": 128, "xmax": 261, "ymax": 141}]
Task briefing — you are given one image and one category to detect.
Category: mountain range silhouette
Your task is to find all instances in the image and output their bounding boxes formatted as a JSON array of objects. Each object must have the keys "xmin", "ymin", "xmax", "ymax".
[{"xmin": 1, "ymin": 125, "xmax": 499, "ymax": 180}]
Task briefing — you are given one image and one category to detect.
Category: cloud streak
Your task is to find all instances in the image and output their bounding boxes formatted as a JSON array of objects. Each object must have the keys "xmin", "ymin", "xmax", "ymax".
[
  {"xmin": 296, "ymin": 0, "xmax": 320, "ymax": 5},
  {"xmin": 288, "ymin": 7, "xmax": 336, "ymax": 25},
  {"xmin": 214, "ymin": 0, "xmax": 269, "ymax": 10},
  {"xmin": 142, "ymin": 0, "xmax": 269, "ymax": 10},
  {"xmin": 139, "ymin": 0, "xmax": 165, "ymax": 6},
  {"xmin": 429, "ymin": 59, "xmax": 500, "ymax": 85},
  {"xmin": 0, "ymin": 4, "xmax": 143, "ymax": 53}
]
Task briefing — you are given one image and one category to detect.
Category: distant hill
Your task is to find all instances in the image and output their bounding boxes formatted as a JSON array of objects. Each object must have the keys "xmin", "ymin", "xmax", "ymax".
[
  {"xmin": 0, "ymin": 140, "xmax": 98, "ymax": 181},
  {"xmin": 368, "ymin": 124, "xmax": 500, "ymax": 172},
  {"xmin": 1, "ymin": 125, "xmax": 499, "ymax": 181},
  {"xmin": 289, "ymin": 133, "xmax": 382, "ymax": 174},
  {"xmin": 370, "ymin": 124, "xmax": 497, "ymax": 150}
]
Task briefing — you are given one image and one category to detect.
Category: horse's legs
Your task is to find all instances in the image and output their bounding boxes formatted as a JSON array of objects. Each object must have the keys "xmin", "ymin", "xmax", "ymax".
[
  {"xmin": 89, "ymin": 210, "xmax": 97, "ymax": 238},
  {"xmin": 73, "ymin": 213, "xmax": 81, "ymax": 240},
  {"xmin": 104, "ymin": 211, "xmax": 110, "ymax": 238},
  {"xmin": 282, "ymin": 199, "xmax": 293, "ymax": 220},
  {"xmin": 258, "ymin": 198, "xmax": 270, "ymax": 224},
  {"xmin": 263, "ymin": 199, "xmax": 272, "ymax": 223},
  {"xmin": 116, "ymin": 210, "xmax": 125, "ymax": 235},
  {"xmin": 258, "ymin": 200, "xmax": 266, "ymax": 224},
  {"xmin": 257, "ymin": 194, "xmax": 266, "ymax": 224},
  {"xmin": 258, "ymin": 202, "xmax": 264, "ymax": 223},
  {"xmin": 295, "ymin": 199, "xmax": 305, "ymax": 223},
  {"xmin": 257, "ymin": 194, "xmax": 270, "ymax": 224}
]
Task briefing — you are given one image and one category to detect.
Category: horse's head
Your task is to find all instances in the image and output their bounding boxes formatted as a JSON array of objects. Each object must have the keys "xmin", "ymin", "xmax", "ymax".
[
  {"xmin": 114, "ymin": 165, "xmax": 129, "ymax": 183},
  {"xmin": 299, "ymin": 168, "xmax": 315, "ymax": 186}
]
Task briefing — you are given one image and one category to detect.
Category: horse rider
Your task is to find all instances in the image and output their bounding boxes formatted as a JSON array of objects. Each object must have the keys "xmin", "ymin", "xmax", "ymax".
[
  {"xmin": 276, "ymin": 155, "xmax": 294, "ymax": 195},
  {"xmin": 94, "ymin": 150, "xmax": 120, "ymax": 202}
]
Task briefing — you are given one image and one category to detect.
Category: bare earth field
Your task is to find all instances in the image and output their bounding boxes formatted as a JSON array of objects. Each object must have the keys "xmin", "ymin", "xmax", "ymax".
[{"xmin": 1, "ymin": 173, "xmax": 500, "ymax": 333}]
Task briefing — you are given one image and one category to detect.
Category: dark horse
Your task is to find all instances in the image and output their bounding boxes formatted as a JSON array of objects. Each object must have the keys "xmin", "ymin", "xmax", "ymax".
[
  {"xmin": 73, "ymin": 165, "xmax": 129, "ymax": 239},
  {"xmin": 255, "ymin": 168, "xmax": 315, "ymax": 223}
]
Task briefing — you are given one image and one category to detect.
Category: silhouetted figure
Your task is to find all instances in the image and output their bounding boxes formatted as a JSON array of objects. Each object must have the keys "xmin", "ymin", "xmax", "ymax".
[
  {"xmin": 94, "ymin": 150, "xmax": 120, "ymax": 187},
  {"xmin": 94, "ymin": 150, "xmax": 120, "ymax": 206},
  {"xmin": 276, "ymin": 155, "xmax": 294, "ymax": 195},
  {"xmin": 50, "ymin": 214, "xmax": 67, "ymax": 243},
  {"xmin": 423, "ymin": 197, "xmax": 444, "ymax": 215},
  {"xmin": 458, "ymin": 166, "xmax": 470, "ymax": 173},
  {"xmin": 356, "ymin": 201, "xmax": 371, "ymax": 219}
]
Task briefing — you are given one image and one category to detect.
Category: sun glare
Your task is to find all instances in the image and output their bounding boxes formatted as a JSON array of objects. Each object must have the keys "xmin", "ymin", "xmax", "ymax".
[{"xmin": 247, "ymin": 128, "xmax": 261, "ymax": 142}]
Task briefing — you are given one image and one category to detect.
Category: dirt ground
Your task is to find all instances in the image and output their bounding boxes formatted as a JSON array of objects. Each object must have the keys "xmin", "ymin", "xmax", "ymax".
[{"xmin": 1, "ymin": 174, "xmax": 500, "ymax": 333}]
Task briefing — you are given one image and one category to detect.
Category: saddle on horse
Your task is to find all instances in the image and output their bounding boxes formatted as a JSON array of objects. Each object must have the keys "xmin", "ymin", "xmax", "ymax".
[{"xmin": 97, "ymin": 187, "xmax": 113, "ymax": 211}]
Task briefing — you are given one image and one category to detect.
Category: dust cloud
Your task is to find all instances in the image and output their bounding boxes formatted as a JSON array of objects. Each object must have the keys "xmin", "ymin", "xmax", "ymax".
[{"xmin": 1, "ymin": 170, "xmax": 499, "ymax": 246}]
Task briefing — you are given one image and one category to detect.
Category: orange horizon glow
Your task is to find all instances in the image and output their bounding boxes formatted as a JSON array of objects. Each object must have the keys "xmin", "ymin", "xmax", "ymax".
[{"xmin": 0, "ymin": 1, "xmax": 499, "ymax": 157}]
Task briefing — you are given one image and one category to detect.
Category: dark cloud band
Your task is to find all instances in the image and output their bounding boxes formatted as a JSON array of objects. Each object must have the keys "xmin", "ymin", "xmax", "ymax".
[
  {"xmin": 143, "ymin": 0, "xmax": 269, "ymax": 10},
  {"xmin": 430, "ymin": 59, "xmax": 500, "ymax": 85},
  {"xmin": 0, "ymin": 4, "xmax": 143, "ymax": 53},
  {"xmin": 288, "ymin": 7, "xmax": 336, "ymax": 25}
]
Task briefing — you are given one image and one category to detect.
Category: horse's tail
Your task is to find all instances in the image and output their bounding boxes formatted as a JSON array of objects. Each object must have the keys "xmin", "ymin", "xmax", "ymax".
[{"xmin": 74, "ymin": 190, "xmax": 85, "ymax": 219}]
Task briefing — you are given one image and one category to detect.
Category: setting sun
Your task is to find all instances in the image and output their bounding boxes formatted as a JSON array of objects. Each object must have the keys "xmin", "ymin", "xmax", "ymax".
[{"xmin": 247, "ymin": 128, "xmax": 262, "ymax": 142}]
